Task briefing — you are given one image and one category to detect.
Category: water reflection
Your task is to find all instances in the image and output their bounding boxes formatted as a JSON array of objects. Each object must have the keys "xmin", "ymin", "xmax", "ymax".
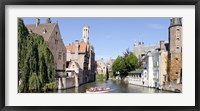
[{"xmin": 52, "ymin": 80, "xmax": 172, "ymax": 93}]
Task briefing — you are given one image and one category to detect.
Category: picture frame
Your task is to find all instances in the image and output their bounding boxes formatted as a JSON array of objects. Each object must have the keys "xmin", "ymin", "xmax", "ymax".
[{"xmin": 0, "ymin": 0, "xmax": 199, "ymax": 111}]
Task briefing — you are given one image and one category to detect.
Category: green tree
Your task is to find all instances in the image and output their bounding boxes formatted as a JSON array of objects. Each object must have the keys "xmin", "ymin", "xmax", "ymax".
[
  {"xmin": 123, "ymin": 48, "xmax": 130, "ymax": 58},
  {"xmin": 112, "ymin": 52, "xmax": 139, "ymax": 79},
  {"xmin": 112, "ymin": 56, "xmax": 126, "ymax": 78},
  {"xmin": 18, "ymin": 18, "xmax": 29, "ymax": 82},
  {"xmin": 18, "ymin": 18, "xmax": 56, "ymax": 92},
  {"xmin": 125, "ymin": 52, "xmax": 138, "ymax": 72}
]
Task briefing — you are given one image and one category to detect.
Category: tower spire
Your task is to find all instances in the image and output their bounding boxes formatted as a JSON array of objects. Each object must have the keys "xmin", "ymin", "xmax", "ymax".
[{"xmin": 81, "ymin": 25, "xmax": 90, "ymax": 44}]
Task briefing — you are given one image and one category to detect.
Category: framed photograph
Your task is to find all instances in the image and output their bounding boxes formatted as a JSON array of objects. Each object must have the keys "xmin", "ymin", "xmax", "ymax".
[{"xmin": 1, "ymin": 0, "xmax": 199, "ymax": 111}]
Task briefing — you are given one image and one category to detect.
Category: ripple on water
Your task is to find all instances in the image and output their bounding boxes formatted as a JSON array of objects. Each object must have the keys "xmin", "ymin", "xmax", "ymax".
[{"xmin": 49, "ymin": 79, "xmax": 173, "ymax": 93}]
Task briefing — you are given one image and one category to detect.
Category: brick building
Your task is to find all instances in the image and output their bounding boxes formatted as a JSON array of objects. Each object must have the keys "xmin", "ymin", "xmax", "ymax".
[
  {"xmin": 26, "ymin": 18, "xmax": 66, "ymax": 77},
  {"xmin": 96, "ymin": 58, "xmax": 107, "ymax": 75},
  {"xmin": 168, "ymin": 18, "xmax": 182, "ymax": 83},
  {"xmin": 65, "ymin": 25, "xmax": 95, "ymax": 85}
]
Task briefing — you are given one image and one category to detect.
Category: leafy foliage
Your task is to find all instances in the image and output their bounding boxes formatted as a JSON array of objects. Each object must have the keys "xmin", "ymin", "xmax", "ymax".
[
  {"xmin": 112, "ymin": 52, "xmax": 139, "ymax": 79},
  {"xmin": 96, "ymin": 74, "xmax": 107, "ymax": 80},
  {"xmin": 112, "ymin": 56, "xmax": 126, "ymax": 77},
  {"xmin": 123, "ymin": 48, "xmax": 130, "ymax": 58},
  {"xmin": 18, "ymin": 18, "xmax": 56, "ymax": 92},
  {"xmin": 125, "ymin": 52, "xmax": 138, "ymax": 71}
]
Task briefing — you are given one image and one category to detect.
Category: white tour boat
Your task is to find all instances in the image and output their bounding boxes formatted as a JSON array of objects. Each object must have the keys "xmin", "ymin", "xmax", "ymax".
[{"xmin": 86, "ymin": 87, "xmax": 111, "ymax": 93}]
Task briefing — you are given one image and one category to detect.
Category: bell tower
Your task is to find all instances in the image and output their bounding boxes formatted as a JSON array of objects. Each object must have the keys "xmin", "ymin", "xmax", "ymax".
[
  {"xmin": 81, "ymin": 25, "xmax": 90, "ymax": 44},
  {"xmin": 169, "ymin": 18, "xmax": 182, "ymax": 53},
  {"xmin": 168, "ymin": 17, "xmax": 182, "ymax": 83}
]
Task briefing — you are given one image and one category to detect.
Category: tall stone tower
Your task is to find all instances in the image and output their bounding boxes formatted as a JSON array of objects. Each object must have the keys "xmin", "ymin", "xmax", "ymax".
[
  {"xmin": 81, "ymin": 25, "xmax": 90, "ymax": 44},
  {"xmin": 168, "ymin": 18, "xmax": 182, "ymax": 83}
]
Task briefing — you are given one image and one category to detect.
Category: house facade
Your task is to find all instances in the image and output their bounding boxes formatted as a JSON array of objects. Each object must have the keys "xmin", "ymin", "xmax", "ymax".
[
  {"xmin": 26, "ymin": 18, "xmax": 66, "ymax": 77},
  {"xmin": 128, "ymin": 69, "xmax": 148, "ymax": 86},
  {"xmin": 129, "ymin": 18, "xmax": 182, "ymax": 91},
  {"xmin": 96, "ymin": 58, "xmax": 107, "ymax": 74},
  {"xmin": 107, "ymin": 58, "xmax": 115, "ymax": 74},
  {"xmin": 129, "ymin": 40, "xmax": 168, "ymax": 89},
  {"xmin": 133, "ymin": 41, "xmax": 160, "ymax": 61},
  {"xmin": 64, "ymin": 25, "xmax": 95, "ymax": 89}
]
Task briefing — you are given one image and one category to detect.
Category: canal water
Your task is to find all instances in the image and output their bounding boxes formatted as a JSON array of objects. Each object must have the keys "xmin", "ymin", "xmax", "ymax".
[{"xmin": 50, "ymin": 79, "xmax": 172, "ymax": 93}]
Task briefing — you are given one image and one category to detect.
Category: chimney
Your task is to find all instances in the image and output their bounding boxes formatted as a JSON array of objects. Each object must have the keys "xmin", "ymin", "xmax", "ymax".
[
  {"xmin": 36, "ymin": 18, "xmax": 40, "ymax": 27},
  {"xmin": 46, "ymin": 18, "xmax": 51, "ymax": 23},
  {"xmin": 160, "ymin": 40, "xmax": 165, "ymax": 51},
  {"xmin": 75, "ymin": 40, "xmax": 79, "ymax": 60}
]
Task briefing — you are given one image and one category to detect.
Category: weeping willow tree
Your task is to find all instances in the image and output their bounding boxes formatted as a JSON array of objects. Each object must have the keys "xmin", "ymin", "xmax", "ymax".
[{"xmin": 18, "ymin": 18, "xmax": 56, "ymax": 93}]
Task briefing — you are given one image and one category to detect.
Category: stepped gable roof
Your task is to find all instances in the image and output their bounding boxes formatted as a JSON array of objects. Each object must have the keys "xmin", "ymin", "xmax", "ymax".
[{"xmin": 26, "ymin": 23, "xmax": 56, "ymax": 41}]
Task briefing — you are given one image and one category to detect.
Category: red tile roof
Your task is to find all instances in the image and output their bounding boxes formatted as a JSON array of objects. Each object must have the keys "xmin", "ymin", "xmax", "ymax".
[{"xmin": 65, "ymin": 42, "xmax": 88, "ymax": 54}]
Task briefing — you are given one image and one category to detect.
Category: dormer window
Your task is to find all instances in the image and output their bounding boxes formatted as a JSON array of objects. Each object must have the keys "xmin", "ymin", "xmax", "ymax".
[
  {"xmin": 29, "ymin": 29, "xmax": 32, "ymax": 34},
  {"xmin": 43, "ymin": 28, "xmax": 47, "ymax": 34}
]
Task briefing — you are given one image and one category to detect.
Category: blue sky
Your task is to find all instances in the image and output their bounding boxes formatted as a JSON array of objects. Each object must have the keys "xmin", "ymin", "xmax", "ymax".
[{"xmin": 22, "ymin": 17, "xmax": 170, "ymax": 61}]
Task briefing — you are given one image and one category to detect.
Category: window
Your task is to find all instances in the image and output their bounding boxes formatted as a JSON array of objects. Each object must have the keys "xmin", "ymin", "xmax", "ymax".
[
  {"xmin": 164, "ymin": 75, "xmax": 166, "ymax": 81},
  {"xmin": 58, "ymin": 52, "xmax": 62, "ymax": 60},
  {"xmin": 63, "ymin": 53, "xmax": 65, "ymax": 61},
  {"xmin": 176, "ymin": 47, "xmax": 179, "ymax": 49},
  {"xmin": 55, "ymin": 39, "xmax": 58, "ymax": 45},
  {"xmin": 176, "ymin": 72, "xmax": 179, "ymax": 74},
  {"xmin": 177, "ymin": 29, "xmax": 180, "ymax": 31},
  {"xmin": 58, "ymin": 55, "xmax": 61, "ymax": 60},
  {"xmin": 177, "ymin": 38, "xmax": 180, "ymax": 41}
]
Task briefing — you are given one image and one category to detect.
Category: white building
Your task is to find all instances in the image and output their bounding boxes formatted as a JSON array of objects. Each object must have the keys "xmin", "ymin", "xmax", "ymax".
[
  {"xmin": 128, "ymin": 69, "xmax": 148, "ymax": 86},
  {"xmin": 129, "ymin": 41, "xmax": 168, "ymax": 89},
  {"xmin": 144, "ymin": 52, "xmax": 156, "ymax": 87}
]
